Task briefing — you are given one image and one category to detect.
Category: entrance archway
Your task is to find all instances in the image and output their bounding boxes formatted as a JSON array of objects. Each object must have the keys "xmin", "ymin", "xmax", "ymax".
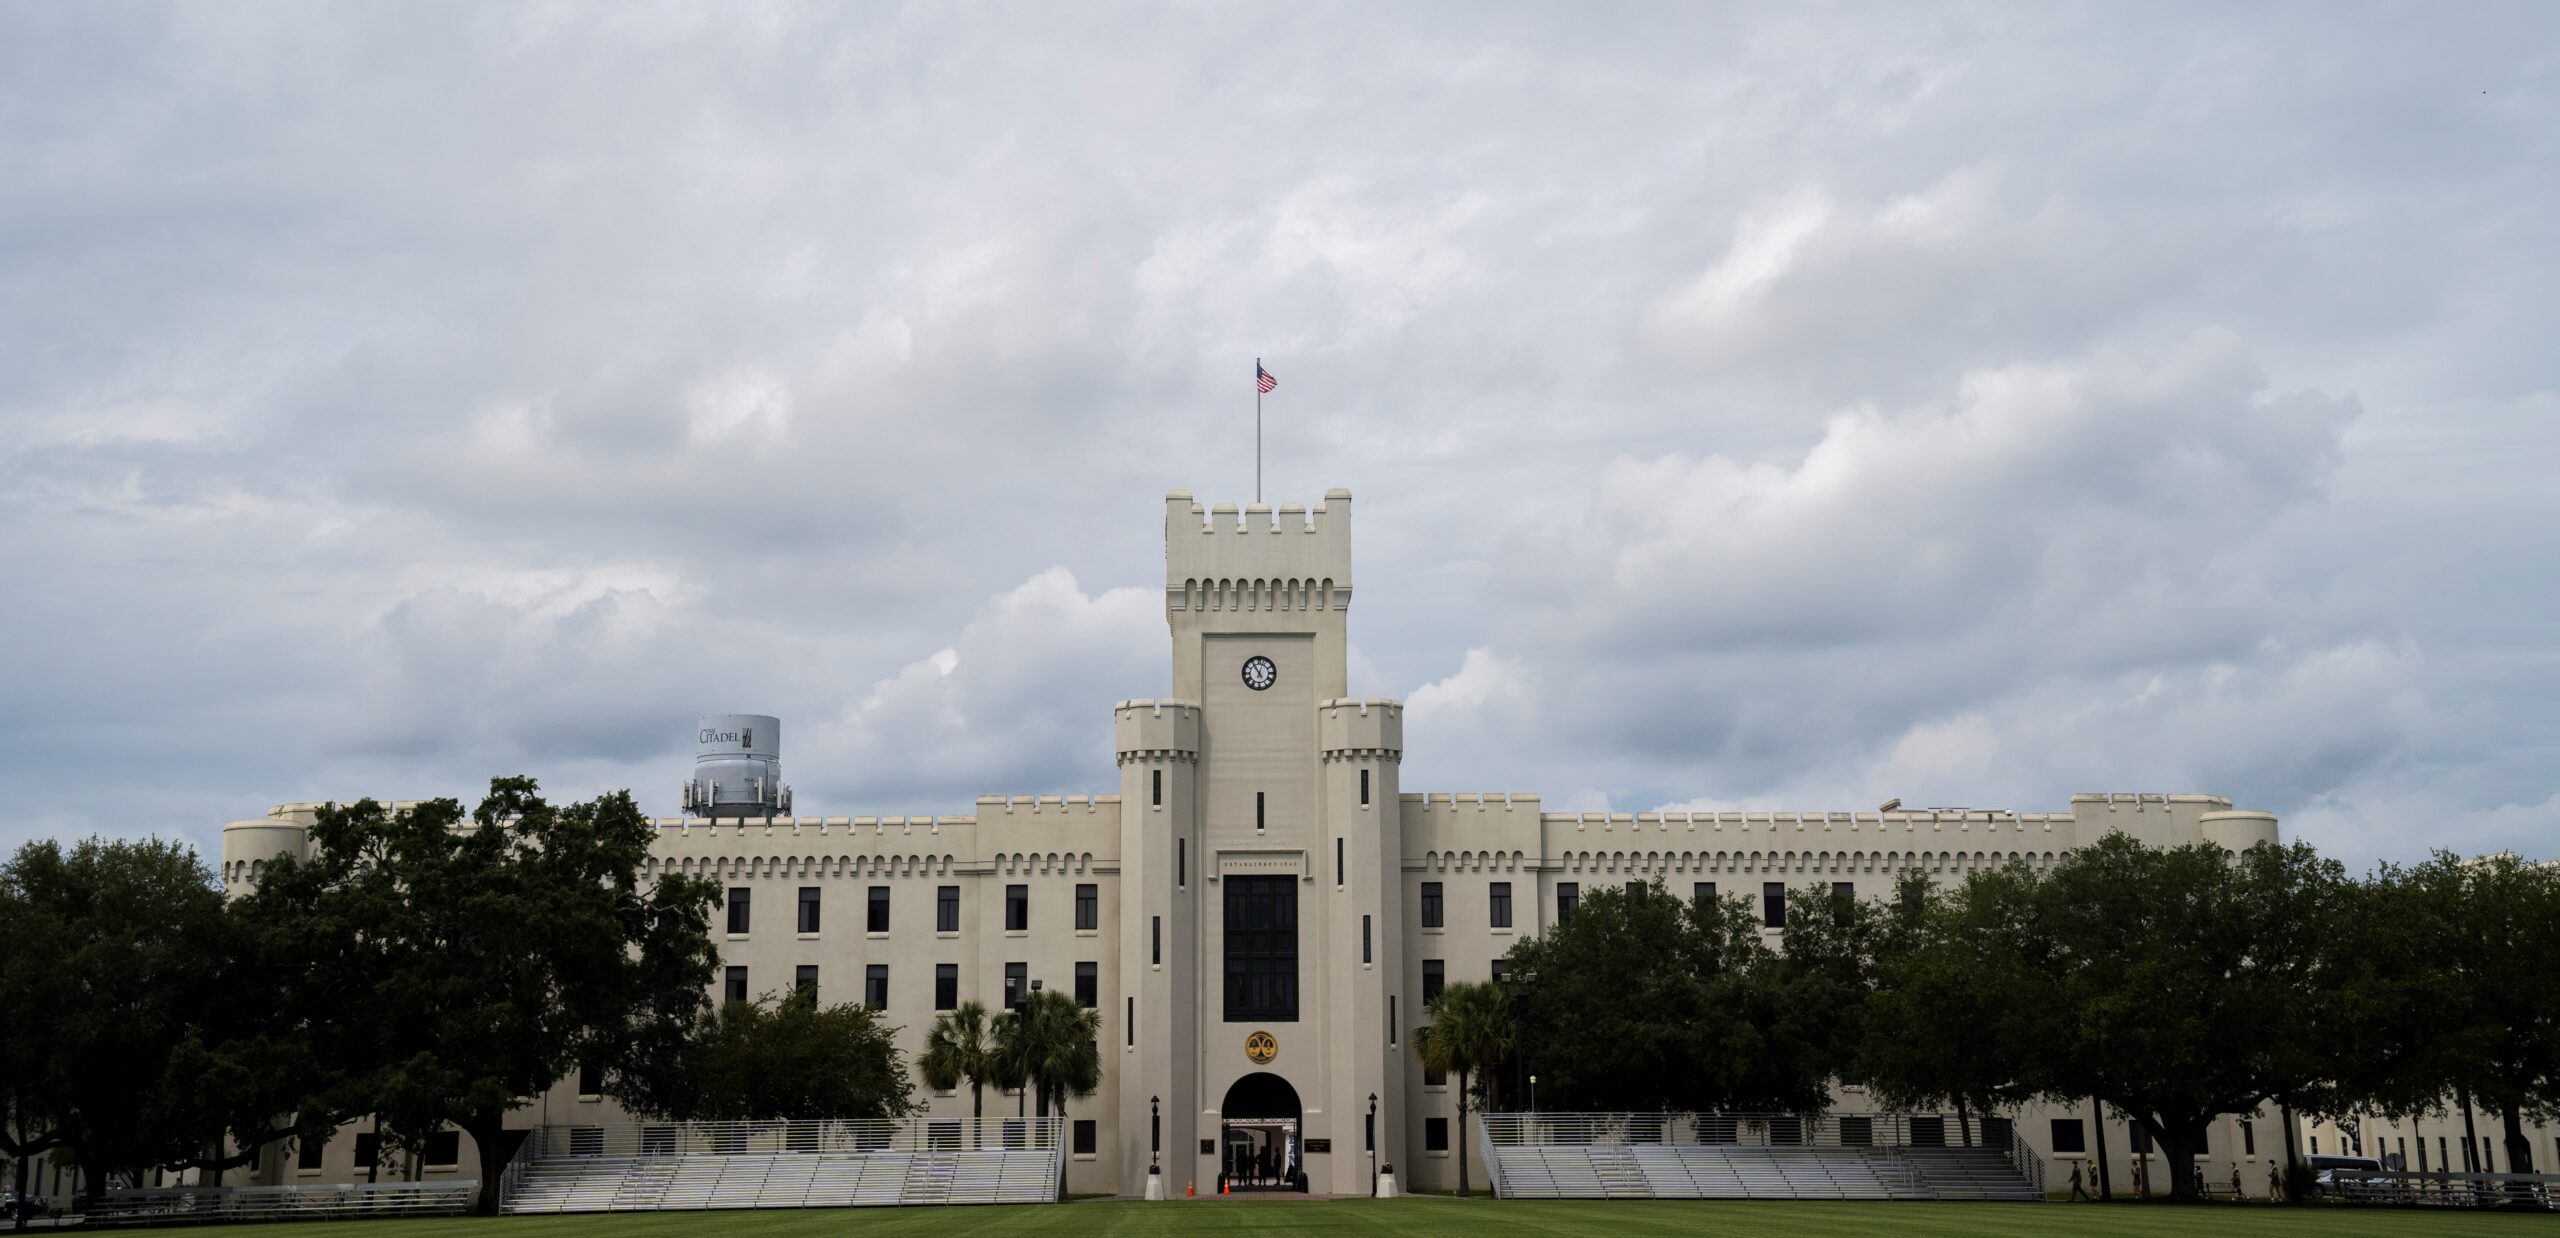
[{"xmin": 1219, "ymin": 1073, "xmax": 1305, "ymax": 1192}]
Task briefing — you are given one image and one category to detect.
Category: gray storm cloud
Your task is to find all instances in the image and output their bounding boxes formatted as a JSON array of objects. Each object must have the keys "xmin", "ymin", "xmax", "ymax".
[{"xmin": 0, "ymin": 3, "xmax": 2552, "ymax": 870}]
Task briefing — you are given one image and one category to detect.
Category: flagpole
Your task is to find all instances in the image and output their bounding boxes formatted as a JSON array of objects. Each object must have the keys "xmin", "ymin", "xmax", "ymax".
[{"xmin": 1255, "ymin": 355, "xmax": 1263, "ymax": 504}]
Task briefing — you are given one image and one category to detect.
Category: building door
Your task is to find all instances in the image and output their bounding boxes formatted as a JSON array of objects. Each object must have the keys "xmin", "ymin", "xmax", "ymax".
[{"xmin": 1220, "ymin": 1072, "xmax": 1305, "ymax": 1192}]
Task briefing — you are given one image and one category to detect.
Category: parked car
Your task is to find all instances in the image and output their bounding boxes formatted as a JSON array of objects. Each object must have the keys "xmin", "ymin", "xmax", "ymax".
[{"xmin": 2306, "ymin": 1154, "xmax": 2385, "ymax": 1197}]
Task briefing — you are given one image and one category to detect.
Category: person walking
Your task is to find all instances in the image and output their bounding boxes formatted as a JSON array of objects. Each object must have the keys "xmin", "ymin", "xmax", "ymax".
[
  {"xmin": 2267, "ymin": 1159, "xmax": 2284, "ymax": 1203},
  {"xmin": 2131, "ymin": 1153, "xmax": 2147, "ymax": 1199},
  {"xmin": 2231, "ymin": 1164, "xmax": 2245, "ymax": 1201},
  {"xmin": 2069, "ymin": 1160, "xmax": 2090, "ymax": 1201}
]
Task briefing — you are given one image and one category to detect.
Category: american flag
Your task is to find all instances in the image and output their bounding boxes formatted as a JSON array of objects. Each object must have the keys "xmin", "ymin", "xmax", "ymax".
[{"xmin": 1257, "ymin": 364, "xmax": 1278, "ymax": 394}]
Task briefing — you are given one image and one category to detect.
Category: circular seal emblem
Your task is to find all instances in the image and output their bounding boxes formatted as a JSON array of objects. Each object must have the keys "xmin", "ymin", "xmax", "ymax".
[{"xmin": 1244, "ymin": 1030, "xmax": 1279, "ymax": 1065}]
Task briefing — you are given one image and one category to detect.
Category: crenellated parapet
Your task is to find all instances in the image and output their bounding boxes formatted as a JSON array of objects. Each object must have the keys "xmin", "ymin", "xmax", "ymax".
[
  {"xmin": 1114, "ymin": 698, "xmax": 1202, "ymax": 764},
  {"xmin": 1163, "ymin": 489, "xmax": 1353, "ymax": 615},
  {"xmin": 1317, "ymin": 696, "xmax": 1403, "ymax": 762}
]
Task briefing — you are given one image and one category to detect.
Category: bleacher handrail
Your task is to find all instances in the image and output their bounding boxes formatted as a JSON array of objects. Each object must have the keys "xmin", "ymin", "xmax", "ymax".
[
  {"xmin": 89, "ymin": 1181, "xmax": 476, "ymax": 1226},
  {"xmin": 529, "ymin": 1116, "xmax": 1064, "ymax": 1160}
]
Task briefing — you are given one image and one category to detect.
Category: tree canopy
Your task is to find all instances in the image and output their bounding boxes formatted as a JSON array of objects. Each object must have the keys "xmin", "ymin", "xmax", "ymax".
[{"xmin": 624, "ymin": 987, "xmax": 914, "ymax": 1122}]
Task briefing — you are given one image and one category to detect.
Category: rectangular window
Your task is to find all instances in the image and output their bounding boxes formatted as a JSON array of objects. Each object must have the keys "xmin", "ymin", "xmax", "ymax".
[
  {"xmin": 1490, "ymin": 959, "xmax": 1507, "ymax": 984},
  {"xmin": 1152, "ymin": 769, "xmax": 1162, "ymax": 807},
  {"xmin": 1005, "ymin": 962, "xmax": 1027, "ymax": 1009},
  {"xmin": 795, "ymin": 964, "xmax": 819, "ymax": 996},
  {"xmin": 1256, "ymin": 790, "xmax": 1266, "ymax": 829},
  {"xmin": 298, "ymin": 1132, "xmax": 327, "ymax": 1170},
  {"xmin": 1151, "ymin": 915, "xmax": 1162, "ymax": 965},
  {"xmin": 724, "ymin": 966, "xmax": 748, "ymax": 1004},
  {"xmin": 727, "ymin": 887, "xmax": 751, "ymax": 935},
  {"xmin": 1075, "ymin": 961, "xmax": 1098, "ymax": 1008},
  {"xmin": 1127, "ymin": 997, "xmax": 1135, "ymax": 1046},
  {"xmin": 1389, "ymin": 995, "xmax": 1397, "ymax": 1046},
  {"xmin": 1762, "ymin": 882, "xmax": 1786, "ymax": 928},
  {"xmin": 1178, "ymin": 839, "xmax": 1186, "ymax": 887},
  {"xmin": 1832, "ymin": 881, "xmax": 1855, "ymax": 900},
  {"xmin": 1073, "ymin": 1120, "xmax": 1097, "ymax": 1155},
  {"xmin": 868, "ymin": 886, "xmax": 890, "ymax": 933},
  {"xmin": 1420, "ymin": 882, "xmax": 1443, "ymax": 928},
  {"xmin": 425, "ymin": 1131, "xmax": 460, "ymax": 1168},
  {"xmin": 1006, "ymin": 884, "xmax": 1029, "ymax": 932},
  {"xmin": 1360, "ymin": 769, "xmax": 1370, "ymax": 806},
  {"xmin": 2129, "ymin": 1123, "xmax": 2152, "ymax": 1153},
  {"xmin": 354, "ymin": 1132, "xmax": 381, "ymax": 1173},
  {"xmin": 1422, "ymin": 959, "xmax": 1445, "ymax": 1006},
  {"xmin": 579, "ymin": 1062, "xmax": 603, "ymax": 1096},
  {"xmin": 1492, "ymin": 881, "xmax": 1515, "ymax": 928},
  {"xmin": 937, "ymin": 885, "xmax": 960, "ymax": 932},
  {"xmin": 1695, "ymin": 881, "xmax": 1717, "ymax": 904},
  {"xmin": 799, "ymin": 886, "xmax": 822, "ymax": 933},
  {"xmin": 1223, "ymin": 875, "xmax": 1298, "ymax": 1022},
  {"xmin": 1550, "ymin": 882, "xmax": 1571, "ymax": 924},
  {"xmin": 935, "ymin": 963, "xmax": 958, "ymax": 1011},
  {"xmin": 1361, "ymin": 915, "xmax": 1372, "ymax": 964},
  {"xmin": 1425, "ymin": 1118, "xmax": 1449, "ymax": 1152},
  {"xmin": 2241, "ymin": 1120, "xmax": 2255, "ymax": 1156},
  {"xmin": 1076, "ymin": 883, "xmax": 1098, "ymax": 931},
  {"xmin": 1335, "ymin": 837, "xmax": 1343, "ymax": 886},
  {"xmin": 865, "ymin": 964, "xmax": 888, "ymax": 1010},
  {"xmin": 1425, "ymin": 1062, "xmax": 1447, "ymax": 1086}
]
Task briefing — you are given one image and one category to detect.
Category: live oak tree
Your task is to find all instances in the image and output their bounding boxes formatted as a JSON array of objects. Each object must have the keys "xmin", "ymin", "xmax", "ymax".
[
  {"xmin": 623, "ymin": 987, "xmax": 913, "ymax": 1122},
  {"xmin": 2375, "ymin": 853, "xmax": 2560, "ymax": 1177},
  {"xmin": 1410, "ymin": 980, "xmax": 1515, "ymax": 1198},
  {"xmin": 250, "ymin": 779, "xmax": 721, "ymax": 1213}
]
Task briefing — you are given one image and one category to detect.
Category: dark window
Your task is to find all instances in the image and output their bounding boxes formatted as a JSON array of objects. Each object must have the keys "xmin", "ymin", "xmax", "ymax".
[
  {"xmin": 937, "ymin": 885, "xmax": 960, "ymax": 932},
  {"xmin": 1910, "ymin": 1116, "xmax": 1944, "ymax": 1147},
  {"xmin": 1151, "ymin": 915, "xmax": 1161, "ymax": 965},
  {"xmin": 2240, "ymin": 1121, "xmax": 2253, "ymax": 1156},
  {"xmin": 1073, "ymin": 1120, "xmax": 1097, "ymax": 1155},
  {"xmin": 727, "ymin": 887, "xmax": 751, "ymax": 934},
  {"xmin": 1075, "ymin": 961, "xmax": 1098, "ymax": 1008},
  {"xmin": 1361, "ymin": 914, "xmax": 1372, "ymax": 964},
  {"xmin": 1152, "ymin": 769, "xmax": 1162, "ymax": 806},
  {"xmin": 1832, "ymin": 881, "xmax": 1854, "ymax": 900},
  {"xmin": 1006, "ymin": 884, "xmax": 1028, "ymax": 931},
  {"xmin": 865, "ymin": 965, "xmax": 888, "ymax": 1010},
  {"xmin": 1425, "ymin": 1118, "xmax": 1449, "ymax": 1152},
  {"xmin": 1389, "ymin": 995, "xmax": 1397, "ymax": 1046},
  {"xmin": 868, "ymin": 886, "xmax": 890, "ymax": 933},
  {"xmin": 1256, "ymin": 791, "xmax": 1266, "ymax": 829},
  {"xmin": 1492, "ymin": 881, "xmax": 1514, "ymax": 927},
  {"xmin": 1425, "ymin": 1062, "xmax": 1447, "ymax": 1086},
  {"xmin": 795, "ymin": 965, "xmax": 819, "ymax": 996},
  {"xmin": 354, "ymin": 1132, "xmax": 381, "ymax": 1173},
  {"xmin": 1076, "ymin": 883, "xmax": 1098, "ymax": 930},
  {"xmin": 1422, "ymin": 959, "xmax": 1445, "ymax": 1006},
  {"xmin": 724, "ymin": 966, "xmax": 748, "ymax": 1003},
  {"xmin": 1490, "ymin": 958, "xmax": 1507, "ymax": 983},
  {"xmin": 1178, "ymin": 839, "xmax": 1186, "ymax": 887},
  {"xmin": 1420, "ymin": 881, "xmax": 1443, "ymax": 928},
  {"xmin": 1336, "ymin": 837, "xmax": 1344, "ymax": 885},
  {"xmin": 2191, "ymin": 1125, "xmax": 2205, "ymax": 1154},
  {"xmin": 2128, "ymin": 1123, "xmax": 2152, "ymax": 1153},
  {"xmin": 1983, "ymin": 1116, "xmax": 2012, "ymax": 1148},
  {"xmin": 1126, "ymin": 997, "xmax": 1135, "ymax": 1046},
  {"xmin": 799, "ymin": 886, "xmax": 822, "ymax": 933},
  {"xmin": 1005, "ymin": 962, "xmax": 1027, "ymax": 1009},
  {"xmin": 424, "ymin": 1131, "xmax": 460, "ymax": 1167},
  {"xmin": 1551, "ymin": 882, "xmax": 1572, "ymax": 924},
  {"xmin": 935, "ymin": 963, "xmax": 958, "ymax": 1011},
  {"xmin": 1762, "ymin": 882, "xmax": 1785, "ymax": 928},
  {"xmin": 298, "ymin": 1132, "xmax": 327, "ymax": 1170},
  {"xmin": 1842, "ymin": 1116, "xmax": 1873, "ymax": 1146},
  {"xmin": 1360, "ymin": 769, "xmax": 1370, "ymax": 806},
  {"xmin": 578, "ymin": 1061, "xmax": 604, "ymax": 1097},
  {"xmin": 1694, "ymin": 881, "xmax": 1716, "ymax": 904},
  {"xmin": 1223, "ymin": 875, "xmax": 1298, "ymax": 1022}
]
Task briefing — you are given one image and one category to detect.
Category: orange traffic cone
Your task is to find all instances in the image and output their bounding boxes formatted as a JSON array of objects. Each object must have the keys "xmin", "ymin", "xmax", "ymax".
[{"xmin": 1186, "ymin": 1179, "xmax": 1195, "ymax": 1197}]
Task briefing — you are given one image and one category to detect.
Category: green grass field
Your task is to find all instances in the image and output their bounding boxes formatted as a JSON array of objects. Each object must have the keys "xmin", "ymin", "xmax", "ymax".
[{"xmin": 155, "ymin": 1198, "xmax": 2551, "ymax": 1238}]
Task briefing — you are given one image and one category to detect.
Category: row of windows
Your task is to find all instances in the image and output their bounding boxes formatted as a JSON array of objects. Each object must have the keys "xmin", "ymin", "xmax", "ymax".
[
  {"xmin": 722, "ymin": 962, "xmax": 1103, "ymax": 1011},
  {"xmin": 298, "ymin": 1129, "xmax": 460, "ymax": 1171},
  {"xmin": 1412, "ymin": 879, "xmax": 1862, "ymax": 931},
  {"xmin": 723, "ymin": 883, "xmax": 1100, "ymax": 935}
]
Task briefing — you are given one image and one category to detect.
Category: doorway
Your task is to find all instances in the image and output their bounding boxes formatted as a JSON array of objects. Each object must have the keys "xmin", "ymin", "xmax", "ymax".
[{"xmin": 1220, "ymin": 1072, "xmax": 1305, "ymax": 1192}]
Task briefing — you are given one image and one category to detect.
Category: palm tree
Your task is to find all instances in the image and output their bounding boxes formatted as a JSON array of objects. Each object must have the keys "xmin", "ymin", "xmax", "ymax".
[
  {"xmin": 919, "ymin": 1001, "xmax": 999, "ymax": 1144},
  {"xmin": 995, "ymin": 989, "xmax": 1102, "ymax": 1193},
  {"xmin": 1412, "ymin": 980, "xmax": 1516, "ymax": 1198}
]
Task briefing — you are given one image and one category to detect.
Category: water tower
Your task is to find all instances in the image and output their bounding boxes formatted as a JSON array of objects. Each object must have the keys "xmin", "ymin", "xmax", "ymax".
[{"xmin": 682, "ymin": 713, "xmax": 791, "ymax": 818}]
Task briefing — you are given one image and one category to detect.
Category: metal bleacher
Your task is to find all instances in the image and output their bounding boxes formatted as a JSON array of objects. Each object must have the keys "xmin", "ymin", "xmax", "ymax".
[
  {"xmin": 500, "ymin": 1118, "xmax": 1064, "ymax": 1214},
  {"xmin": 1479, "ymin": 1113, "xmax": 2042, "ymax": 1202}
]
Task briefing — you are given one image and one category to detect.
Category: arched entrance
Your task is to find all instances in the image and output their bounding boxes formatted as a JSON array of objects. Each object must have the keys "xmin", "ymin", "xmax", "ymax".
[{"xmin": 1219, "ymin": 1073, "xmax": 1305, "ymax": 1192}]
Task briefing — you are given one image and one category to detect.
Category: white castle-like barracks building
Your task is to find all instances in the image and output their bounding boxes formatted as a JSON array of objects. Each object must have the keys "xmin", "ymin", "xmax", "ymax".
[{"xmin": 217, "ymin": 488, "xmax": 2318, "ymax": 1200}]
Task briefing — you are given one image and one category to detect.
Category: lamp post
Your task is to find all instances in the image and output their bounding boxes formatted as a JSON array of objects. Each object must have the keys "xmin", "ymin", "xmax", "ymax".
[
  {"xmin": 1530, "ymin": 1075, "xmax": 1538, "ymax": 1115},
  {"xmin": 1368, "ymin": 1092, "xmax": 1379, "ymax": 1197},
  {"xmin": 1145, "ymin": 1095, "xmax": 1164, "ymax": 1200}
]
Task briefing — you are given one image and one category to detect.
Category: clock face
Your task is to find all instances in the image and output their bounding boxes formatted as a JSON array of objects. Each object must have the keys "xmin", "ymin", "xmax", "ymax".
[{"xmin": 1241, "ymin": 655, "xmax": 1278, "ymax": 691}]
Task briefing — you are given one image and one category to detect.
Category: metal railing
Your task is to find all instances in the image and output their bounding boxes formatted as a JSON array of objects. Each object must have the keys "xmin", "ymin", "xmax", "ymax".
[
  {"xmin": 529, "ymin": 1117, "xmax": 1066, "ymax": 1160},
  {"xmin": 496, "ymin": 1126, "xmax": 539, "ymax": 1211},
  {"xmin": 2327, "ymin": 1170, "xmax": 2558, "ymax": 1209},
  {"xmin": 87, "ymin": 1181, "xmax": 477, "ymax": 1226},
  {"xmin": 1479, "ymin": 1111, "xmax": 2003, "ymax": 1150},
  {"xmin": 1997, "ymin": 1120, "xmax": 2045, "ymax": 1197}
]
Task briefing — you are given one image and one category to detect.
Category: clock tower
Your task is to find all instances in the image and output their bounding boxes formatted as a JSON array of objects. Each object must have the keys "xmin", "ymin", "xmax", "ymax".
[{"xmin": 1116, "ymin": 489, "xmax": 1404, "ymax": 1195}]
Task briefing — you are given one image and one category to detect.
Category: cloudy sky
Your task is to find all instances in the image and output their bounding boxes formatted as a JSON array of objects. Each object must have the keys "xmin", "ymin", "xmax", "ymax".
[{"xmin": 4, "ymin": 4, "xmax": 2553, "ymax": 872}]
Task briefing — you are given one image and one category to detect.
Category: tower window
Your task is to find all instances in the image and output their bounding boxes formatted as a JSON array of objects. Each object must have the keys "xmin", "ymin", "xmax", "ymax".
[
  {"xmin": 727, "ymin": 887, "xmax": 751, "ymax": 935},
  {"xmin": 1256, "ymin": 791, "xmax": 1266, "ymax": 830},
  {"xmin": 1360, "ymin": 769, "xmax": 1370, "ymax": 807},
  {"xmin": 1152, "ymin": 769, "xmax": 1162, "ymax": 807},
  {"xmin": 1151, "ymin": 916, "xmax": 1161, "ymax": 965},
  {"xmin": 866, "ymin": 964, "xmax": 888, "ymax": 1010},
  {"xmin": 1694, "ymin": 881, "xmax": 1716, "ymax": 904},
  {"xmin": 867, "ymin": 886, "xmax": 890, "ymax": 933},
  {"xmin": 1075, "ymin": 961, "xmax": 1098, "ymax": 1008},
  {"xmin": 937, "ymin": 885, "xmax": 959, "ymax": 932},
  {"xmin": 799, "ymin": 886, "xmax": 822, "ymax": 933},
  {"xmin": 1553, "ymin": 883, "xmax": 1574, "ymax": 924},
  {"xmin": 1223, "ymin": 875, "xmax": 1298, "ymax": 1022},
  {"xmin": 1491, "ymin": 881, "xmax": 1514, "ymax": 928},
  {"xmin": 1006, "ymin": 884, "xmax": 1029, "ymax": 932},
  {"xmin": 1005, "ymin": 962, "xmax": 1027, "ymax": 1008},
  {"xmin": 1178, "ymin": 839, "xmax": 1186, "ymax": 887},
  {"xmin": 1335, "ymin": 837, "xmax": 1344, "ymax": 886},
  {"xmin": 795, "ymin": 965, "xmax": 818, "ymax": 996},
  {"xmin": 724, "ymin": 967, "xmax": 748, "ymax": 1004},
  {"xmin": 1763, "ymin": 882, "xmax": 1786, "ymax": 929},
  {"xmin": 1362, "ymin": 914, "xmax": 1371, "ymax": 964},
  {"xmin": 1076, "ymin": 883, "xmax": 1098, "ymax": 930},
  {"xmin": 935, "ymin": 963, "xmax": 958, "ymax": 1011},
  {"xmin": 1420, "ymin": 882, "xmax": 1443, "ymax": 929},
  {"xmin": 1423, "ymin": 959, "xmax": 1445, "ymax": 1005}
]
